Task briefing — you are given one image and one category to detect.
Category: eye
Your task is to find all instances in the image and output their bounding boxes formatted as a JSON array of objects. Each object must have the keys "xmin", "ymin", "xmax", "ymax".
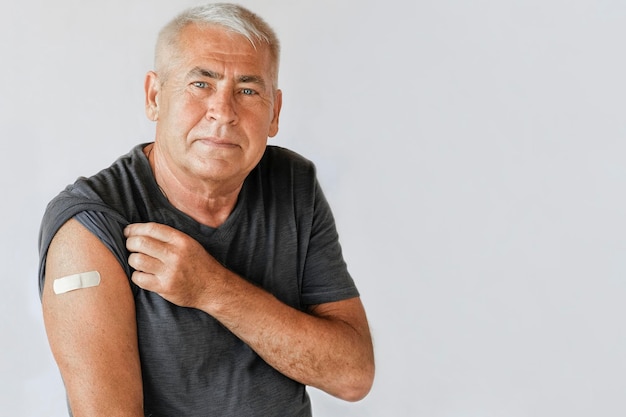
[
  {"xmin": 241, "ymin": 88, "xmax": 257, "ymax": 96},
  {"xmin": 192, "ymin": 81, "xmax": 208, "ymax": 88}
]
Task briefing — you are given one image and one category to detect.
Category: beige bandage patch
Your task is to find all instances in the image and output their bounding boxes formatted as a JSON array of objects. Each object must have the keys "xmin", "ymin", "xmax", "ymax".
[{"xmin": 53, "ymin": 271, "xmax": 101, "ymax": 295}]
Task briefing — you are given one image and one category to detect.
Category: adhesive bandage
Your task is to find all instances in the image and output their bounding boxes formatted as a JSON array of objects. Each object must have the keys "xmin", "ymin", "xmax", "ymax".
[{"xmin": 53, "ymin": 271, "xmax": 101, "ymax": 295}]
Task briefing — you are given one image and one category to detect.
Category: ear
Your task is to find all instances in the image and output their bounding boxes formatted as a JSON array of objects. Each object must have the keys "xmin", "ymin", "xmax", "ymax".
[
  {"xmin": 144, "ymin": 71, "xmax": 160, "ymax": 121},
  {"xmin": 268, "ymin": 89, "xmax": 282, "ymax": 138}
]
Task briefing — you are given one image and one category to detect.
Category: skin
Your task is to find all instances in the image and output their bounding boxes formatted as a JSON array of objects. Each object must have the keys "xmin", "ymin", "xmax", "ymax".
[
  {"xmin": 42, "ymin": 23, "xmax": 374, "ymax": 415},
  {"xmin": 43, "ymin": 219, "xmax": 143, "ymax": 416}
]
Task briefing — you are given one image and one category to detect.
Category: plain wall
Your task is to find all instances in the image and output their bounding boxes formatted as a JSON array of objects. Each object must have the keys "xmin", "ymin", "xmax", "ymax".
[{"xmin": 2, "ymin": 0, "xmax": 625, "ymax": 415}]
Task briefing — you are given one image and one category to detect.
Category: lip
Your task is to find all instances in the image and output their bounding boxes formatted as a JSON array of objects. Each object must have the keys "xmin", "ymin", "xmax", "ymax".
[{"xmin": 196, "ymin": 137, "xmax": 239, "ymax": 148}]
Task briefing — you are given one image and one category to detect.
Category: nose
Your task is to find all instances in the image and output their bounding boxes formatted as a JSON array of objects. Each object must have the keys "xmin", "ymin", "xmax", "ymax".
[{"xmin": 206, "ymin": 88, "xmax": 238, "ymax": 125}]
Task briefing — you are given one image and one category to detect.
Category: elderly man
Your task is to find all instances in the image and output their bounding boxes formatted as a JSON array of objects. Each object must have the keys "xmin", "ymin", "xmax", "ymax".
[{"xmin": 39, "ymin": 3, "xmax": 374, "ymax": 416}]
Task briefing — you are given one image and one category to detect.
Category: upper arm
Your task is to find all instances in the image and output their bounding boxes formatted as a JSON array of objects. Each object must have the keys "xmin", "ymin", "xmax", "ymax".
[
  {"xmin": 308, "ymin": 296, "xmax": 375, "ymax": 396},
  {"xmin": 308, "ymin": 297, "xmax": 374, "ymax": 356},
  {"xmin": 308, "ymin": 297, "xmax": 371, "ymax": 335},
  {"xmin": 42, "ymin": 218, "xmax": 143, "ymax": 416}
]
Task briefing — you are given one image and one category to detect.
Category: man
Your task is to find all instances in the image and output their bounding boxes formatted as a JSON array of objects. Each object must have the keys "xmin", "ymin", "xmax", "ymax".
[{"xmin": 38, "ymin": 3, "xmax": 374, "ymax": 416}]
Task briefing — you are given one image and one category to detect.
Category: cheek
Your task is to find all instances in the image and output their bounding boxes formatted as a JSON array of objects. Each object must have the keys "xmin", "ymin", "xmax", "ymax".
[
  {"xmin": 166, "ymin": 99, "xmax": 206, "ymax": 132},
  {"xmin": 241, "ymin": 101, "xmax": 275, "ymax": 127}
]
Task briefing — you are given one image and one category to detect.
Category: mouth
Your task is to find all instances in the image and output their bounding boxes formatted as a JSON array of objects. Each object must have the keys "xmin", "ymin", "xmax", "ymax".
[{"xmin": 196, "ymin": 137, "xmax": 239, "ymax": 149}]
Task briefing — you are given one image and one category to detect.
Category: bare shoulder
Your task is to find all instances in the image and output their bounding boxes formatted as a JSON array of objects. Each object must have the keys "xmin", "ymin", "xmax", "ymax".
[{"xmin": 42, "ymin": 217, "xmax": 131, "ymax": 309}]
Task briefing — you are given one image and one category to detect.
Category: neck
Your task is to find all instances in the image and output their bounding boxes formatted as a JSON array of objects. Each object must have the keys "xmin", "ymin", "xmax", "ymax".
[{"xmin": 144, "ymin": 143, "xmax": 242, "ymax": 228}]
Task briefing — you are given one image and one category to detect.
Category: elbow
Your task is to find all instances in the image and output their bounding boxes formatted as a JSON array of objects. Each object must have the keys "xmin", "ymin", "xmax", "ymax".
[
  {"xmin": 340, "ymin": 382, "xmax": 373, "ymax": 403},
  {"xmin": 334, "ymin": 361, "xmax": 375, "ymax": 402}
]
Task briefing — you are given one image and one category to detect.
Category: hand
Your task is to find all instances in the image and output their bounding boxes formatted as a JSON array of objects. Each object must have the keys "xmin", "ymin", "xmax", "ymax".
[{"xmin": 124, "ymin": 222, "xmax": 226, "ymax": 308}]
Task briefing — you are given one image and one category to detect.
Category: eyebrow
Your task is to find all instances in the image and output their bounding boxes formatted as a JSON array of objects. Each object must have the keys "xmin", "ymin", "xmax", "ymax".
[
  {"xmin": 188, "ymin": 67, "xmax": 267, "ymax": 89},
  {"xmin": 188, "ymin": 67, "xmax": 221, "ymax": 80}
]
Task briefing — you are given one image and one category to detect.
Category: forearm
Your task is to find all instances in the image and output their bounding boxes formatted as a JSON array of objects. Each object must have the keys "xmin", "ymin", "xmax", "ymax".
[
  {"xmin": 124, "ymin": 221, "xmax": 375, "ymax": 400},
  {"xmin": 198, "ymin": 271, "xmax": 375, "ymax": 401}
]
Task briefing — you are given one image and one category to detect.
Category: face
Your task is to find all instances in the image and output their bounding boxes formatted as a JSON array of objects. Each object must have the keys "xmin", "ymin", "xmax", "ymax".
[{"xmin": 145, "ymin": 23, "xmax": 282, "ymax": 188}]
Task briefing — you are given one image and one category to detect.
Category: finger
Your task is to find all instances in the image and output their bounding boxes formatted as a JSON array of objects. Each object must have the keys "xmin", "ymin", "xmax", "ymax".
[
  {"xmin": 124, "ymin": 222, "xmax": 177, "ymax": 243},
  {"xmin": 126, "ymin": 234, "xmax": 168, "ymax": 260},
  {"xmin": 128, "ymin": 252, "xmax": 163, "ymax": 275},
  {"xmin": 130, "ymin": 270, "xmax": 160, "ymax": 291}
]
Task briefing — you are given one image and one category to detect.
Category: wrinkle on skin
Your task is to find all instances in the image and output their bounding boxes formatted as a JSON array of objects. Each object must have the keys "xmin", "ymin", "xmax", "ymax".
[{"xmin": 144, "ymin": 23, "xmax": 282, "ymax": 227}]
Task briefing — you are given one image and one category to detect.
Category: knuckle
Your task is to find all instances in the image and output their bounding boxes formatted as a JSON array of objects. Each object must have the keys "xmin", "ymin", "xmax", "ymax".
[
  {"xmin": 146, "ymin": 222, "xmax": 158, "ymax": 233},
  {"xmin": 131, "ymin": 235, "xmax": 151, "ymax": 252},
  {"xmin": 128, "ymin": 252, "xmax": 144, "ymax": 270}
]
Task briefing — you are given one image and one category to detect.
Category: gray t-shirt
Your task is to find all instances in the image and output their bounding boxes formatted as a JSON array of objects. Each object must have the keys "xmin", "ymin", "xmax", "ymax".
[{"xmin": 38, "ymin": 144, "xmax": 359, "ymax": 417}]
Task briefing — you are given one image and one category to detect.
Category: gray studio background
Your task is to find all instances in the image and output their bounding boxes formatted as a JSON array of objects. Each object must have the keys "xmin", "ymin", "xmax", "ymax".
[{"xmin": 2, "ymin": 0, "xmax": 625, "ymax": 416}]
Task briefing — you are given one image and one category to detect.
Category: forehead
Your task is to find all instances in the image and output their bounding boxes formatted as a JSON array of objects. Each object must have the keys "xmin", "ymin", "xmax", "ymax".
[{"xmin": 174, "ymin": 23, "xmax": 272, "ymax": 74}]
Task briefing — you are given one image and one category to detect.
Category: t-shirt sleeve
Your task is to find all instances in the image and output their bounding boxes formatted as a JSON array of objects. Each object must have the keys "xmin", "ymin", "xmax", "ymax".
[
  {"xmin": 38, "ymin": 198, "xmax": 132, "ymax": 297},
  {"xmin": 73, "ymin": 210, "xmax": 133, "ymax": 280},
  {"xmin": 299, "ymin": 179, "xmax": 359, "ymax": 305}
]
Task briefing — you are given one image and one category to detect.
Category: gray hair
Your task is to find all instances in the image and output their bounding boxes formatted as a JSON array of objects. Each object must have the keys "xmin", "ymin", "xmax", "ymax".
[{"xmin": 155, "ymin": 3, "xmax": 281, "ymax": 87}]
